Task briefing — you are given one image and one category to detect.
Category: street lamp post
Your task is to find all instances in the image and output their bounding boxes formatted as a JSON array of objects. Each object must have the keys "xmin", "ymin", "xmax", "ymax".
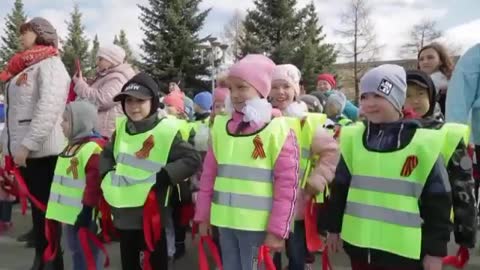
[{"xmin": 199, "ymin": 36, "xmax": 228, "ymax": 91}]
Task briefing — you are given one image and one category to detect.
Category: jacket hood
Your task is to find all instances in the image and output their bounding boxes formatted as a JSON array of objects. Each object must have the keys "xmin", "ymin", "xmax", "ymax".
[
  {"xmin": 65, "ymin": 101, "xmax": 98, "ymax": 141},
  {"xmin": 100, "ymin": 63, "xmax": 136, "ymax": 80},
  {"xmin": 406, "ymin": 70, "xmax": 437, "ymax": 117}
]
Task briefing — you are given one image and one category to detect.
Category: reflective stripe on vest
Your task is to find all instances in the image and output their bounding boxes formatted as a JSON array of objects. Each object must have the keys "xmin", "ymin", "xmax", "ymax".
[
  {"xmin": 210, "ymin": 115, "xmax": 289, "ymax": 231},
  {"xmin": 340, "ymin": 123, "xmax": 446, "ymax": 260},
  {"xmin": 46, "ymin": 142, "xmax": 101, "ymax": 225},
  {"xmin": 101, "ymin": 117, "xmax": 179, "ymax": 208}
]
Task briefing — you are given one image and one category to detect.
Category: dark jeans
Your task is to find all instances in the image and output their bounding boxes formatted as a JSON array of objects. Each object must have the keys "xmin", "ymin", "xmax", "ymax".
[
  {"xmin": 20, "ymin": 156, "xmax": 63, "ymax": 268},
  {"xmin": 118, "ymin": 229, "xmax": 168, "ymax": 270},
  {"xmin": 286, "ymin": 220, "xmax": 307, "ymax": 270},
  {"xmin": 0, "ymin": 201, "xmax": 12, "ymax": 222}
]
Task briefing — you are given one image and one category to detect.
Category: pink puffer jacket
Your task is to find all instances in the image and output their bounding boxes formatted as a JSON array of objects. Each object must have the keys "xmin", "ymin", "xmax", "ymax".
[
  {"xmin": 73, "ymin": 63, "xmax": 135, "ymax": 138},
  {"xmin": 294, "ymin": 127, "xmax": 339, "ymax": 219},
  {"xmin": 194, "ymin": 111, "xmax": 300, "ymax": 239}
]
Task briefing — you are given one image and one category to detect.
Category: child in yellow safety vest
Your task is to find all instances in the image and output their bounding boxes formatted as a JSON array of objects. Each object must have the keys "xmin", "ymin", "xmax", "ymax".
[
  {"xmin": 45, "ymin": 100, "xmax": 107, "ymax": 270},
  {"xmin": 195, "ymin": 54, "xmax": 300, "ymax": 270},
  {"xmin": 270, "ymin": 64, "xmax": 339, "ymax": 270},
  {"xmin": 99, "ymin": 73, "xmax": 201, "ymax": 270},
  {"xmin": 327, "ymin": 65, "xmax": 458, "ymax": 270}
]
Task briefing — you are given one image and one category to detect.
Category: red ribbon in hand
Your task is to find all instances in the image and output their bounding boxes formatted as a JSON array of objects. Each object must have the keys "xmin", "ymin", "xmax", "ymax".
[
  {"xmin": 43, "ymin": 219, "xmax": 59, "ymax": 263},
  {"xmin": 304, "ymin": 198, "xmax": 324, "ymax": 252},
  {"xmin": 257, "ymin": 245, "xmax": 276, "ymax": 270},
  {"xmin": 78, "ymin": 228, "xmax": 110, "ymax": 270},
  {"xmin": 198, "ymin": 235, "xmax": 223, "ymax": 270},
  {"xmin": 142, "ymin": 190, "xmax": 162, "ymax": 270},
  {"xmin": 443, "ymin": 246, "xmax": 469, "ymax": 269}
]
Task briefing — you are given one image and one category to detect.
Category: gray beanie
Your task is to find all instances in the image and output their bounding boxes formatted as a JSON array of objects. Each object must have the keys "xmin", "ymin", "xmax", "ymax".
[
  {"xmin": 27, "ymin": 17, "xmax": 58, "ymax": 48},
  {"xmin": 298, "ymin": 94, "xmax": 323, "ymax": 113},
  {"xmin": 360, "ymin": 64, "xmax": 407, "ymax": 112},
  {"xmin": 327, "ymin": 90, "xmax": 347, "ymax": 112}
]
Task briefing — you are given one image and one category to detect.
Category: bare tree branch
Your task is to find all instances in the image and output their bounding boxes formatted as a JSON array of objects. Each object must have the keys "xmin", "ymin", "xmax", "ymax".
[{"xmin": 401, "ymin": 19, "xmax": 442, "ymax": 57}]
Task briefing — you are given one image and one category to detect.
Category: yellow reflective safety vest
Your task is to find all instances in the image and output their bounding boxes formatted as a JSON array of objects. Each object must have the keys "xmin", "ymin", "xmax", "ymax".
[
  {"xmin": 46, "ymin": 141, "xmax": 102, "ymax": 225},
  {"xmin": 340, "ymin": 123, "xmax": 447, "ymax": 260},
  {"xmin": 210, "ymin": 115, "xmax": 289, "ymax": 231},
  {"xmin": 101, "ymin": 117, "xmax": 180, "ymax": 208},
  {"xmin": 190, "ymin": 117, "xmax": 210, "ymax": 133},
  {"xmin": 441, "ymin": 123, "xmax": 470, "ymax": 165}
]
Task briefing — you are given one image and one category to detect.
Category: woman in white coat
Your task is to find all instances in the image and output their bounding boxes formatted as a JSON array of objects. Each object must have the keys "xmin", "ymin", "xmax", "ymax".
[{"xmin": 1, "ymin": 17, "xmax": 70, "ymax": 270}]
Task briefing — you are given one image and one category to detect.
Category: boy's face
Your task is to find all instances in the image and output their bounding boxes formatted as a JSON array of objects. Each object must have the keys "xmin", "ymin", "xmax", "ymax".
[
  {"xmin": 60, "ymin": 112, "xmax": 72, "ymax": 138},
  {"xmin": 194, "ymin": 103, "xmax": 203, "ymax": 114},
  {"xmin": 359, "ymin": 93, "xmax": 400, "ymax": 123},
  {"xmin": 270, "ymin": 80, "xmax": 295, "ymax": 110},
  {"xmin": 325, "ymin": 102, "xmax": 341, "ymax": 118},
  {"xmin": 405, "ymin": 84, "xmax": 430, "ymax": 117},
  {"xmin": 228, "ymin": 77, "xmax": 260, "ymax": 112},
  {"xmin": 125, "ymin": 96, "xmax": 151, "ymax": 121},
  {"xmin": 214, "ymin": 101, "xmax": 226, "ymax": 115}
]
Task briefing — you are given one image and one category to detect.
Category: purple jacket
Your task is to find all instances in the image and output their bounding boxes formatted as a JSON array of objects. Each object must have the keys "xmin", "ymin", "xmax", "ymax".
[{"xmin": 194, "ymin": 111, "xmax": 299, "ymax": 239}]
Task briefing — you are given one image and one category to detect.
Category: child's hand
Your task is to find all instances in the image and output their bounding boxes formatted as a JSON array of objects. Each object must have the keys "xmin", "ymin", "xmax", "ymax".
[
  {"xmin": 304, "ymin": 183, "xmax": 318, "ymax": 196},
  {"xmin": 264, "ymin": 233, "xmax": 285, "ymax": 252},
  {"xmin": 198, "ymin": 222, "xmax": 211, "ymax": 236},
  {"xmin": 423, "ymin": 255, "xmax": 443, "ymax": 270},
  {"xmin": 326, "ymin": 233, "xmax": 342, "ymax": 253}
]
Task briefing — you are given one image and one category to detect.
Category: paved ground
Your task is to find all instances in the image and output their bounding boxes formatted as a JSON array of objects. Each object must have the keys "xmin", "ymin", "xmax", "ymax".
[{"xmin": 1, "ymin": 206, "xmax": 479, "ymax": 270}]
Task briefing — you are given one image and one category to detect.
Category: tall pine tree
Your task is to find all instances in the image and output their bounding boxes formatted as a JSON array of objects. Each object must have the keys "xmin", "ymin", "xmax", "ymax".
[
  {"xmin": 240, "ymin": 0, "xmax": 304, "ymax": 64},
  {"xmin": 0, "ymin": 0, "xmax": 27, "ymax": 67},
  {"xmin": 86, "ymin": 34, "xmax": 100, "ymax": 77},
  {"xmin": 139, "ymin": 0, "xmax": 210, "ymax": 89},
  {"xmin": 61, "ymin": 4, "xmax": 90, "ymax": 76},
  {"xmin": 294, "ymin": 2, "xmax": 336, "ymax": 92},
  {"xmin": 114, "ymin": 29, "xmax": 134, "ymax": 64}
]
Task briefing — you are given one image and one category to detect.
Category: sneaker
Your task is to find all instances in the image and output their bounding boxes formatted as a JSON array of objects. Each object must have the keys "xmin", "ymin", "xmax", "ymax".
[
  {"xmin": 305, "ymin": 264, "xmax": 313, "ymax": 270},
  {"xmin": 17, "ymin": 228, "xmax": 34, "ymax": 242}
]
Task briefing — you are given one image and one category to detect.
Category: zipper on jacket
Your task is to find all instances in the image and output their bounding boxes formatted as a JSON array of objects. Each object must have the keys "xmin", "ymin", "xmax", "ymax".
[
  {"xmin": 5, "ymin": 81, "xmax": 12, "ymax": 156},
  {"xmin": 368, "ymin": 249, "xmax": 371, "ymax": 264}
]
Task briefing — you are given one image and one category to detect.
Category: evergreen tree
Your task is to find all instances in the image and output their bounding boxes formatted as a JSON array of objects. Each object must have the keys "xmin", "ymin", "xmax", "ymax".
[
  {"xmin": 0, "ymin": 0, "xmax": 27, "ymax": 67},
  {"xmin": 139, "ymin": 0, "xmax": 210, "ymax": 89},
  {"xmin": 114, "ymin": 29, "xmax": 134, "ymax": 64},
  {"xmin": 87, "ymin": 34, "xmax": 100, "ymax": 77},
  {"xmin": 294, "ymin": 2, "xmax": 336, "ymax": 92},
  {"xmin": 61, "ymin": 4, "xmax": 90, "ymax": 76},
  {"xmin": 240, "ymin": 0, "xmax": 304, "ymax": 64}
]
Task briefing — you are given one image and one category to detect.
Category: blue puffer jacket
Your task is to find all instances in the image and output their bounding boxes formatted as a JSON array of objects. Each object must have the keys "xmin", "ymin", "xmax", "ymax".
[{"xmin": 446, "ymin": 43, "xmax": 480, "ymax": 144}]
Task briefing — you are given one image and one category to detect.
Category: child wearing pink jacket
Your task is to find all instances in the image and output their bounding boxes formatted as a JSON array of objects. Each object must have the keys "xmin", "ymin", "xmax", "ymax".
[
  {"xmin": 194, "ymin": 54, "xmax": 299, "ymax": 270},
  {"xmin": 270, "ymin": 64, "xmax": 339, "ymax": 270}
]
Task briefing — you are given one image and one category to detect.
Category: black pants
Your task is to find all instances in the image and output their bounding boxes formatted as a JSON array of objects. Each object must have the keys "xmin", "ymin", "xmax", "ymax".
[
  {"xmin": 20, "ymin": 156, "xmax": 63, "ymax": 269},
  {"xmin": 118, "ymin": 229, "xmax": 168, "ymax": 270}
]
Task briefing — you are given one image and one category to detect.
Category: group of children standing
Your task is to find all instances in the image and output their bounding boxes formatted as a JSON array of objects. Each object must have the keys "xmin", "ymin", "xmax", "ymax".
[{"xmin": 1, "ymin": 51, "xmax": 477, "ymax": 270}]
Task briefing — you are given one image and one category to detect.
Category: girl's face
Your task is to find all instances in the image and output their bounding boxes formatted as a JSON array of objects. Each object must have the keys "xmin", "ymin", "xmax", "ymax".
[
  {"xmin": 405, "ymin": 84, "xmax": 430, "ymax": 117},
  {"xmin": 96, "ymin": 57, "xmax": 114, "ymax": 72},
  {"xmin": 60, "ymin": 112, "xmax": 72, "ymax": 138},
  {"xmin": 359, "ymin": 93, "xmax": 400, "ymax": 124},
  {"xmin": 166, "ymin": 105, "xmax": 180, "ymax": 117},
  {"xmin": 229, "ymin": 77, "xmax": 261, "ymax": 112},
  {"xmin": 20, "ymin": 30, "xmax": 37, "ymax": 50},
  {"xmin": 270, "ymin": 80, "xmax": 296, "ymax": 111},
  {"xmin": 125, "ymin": 96, "xmax": 151, "ymax": 121},
  {"xmin": 213, "ymin": 101, "xmax": 226, "ymax": 115},
  {"xmin": 418, "ymin": 48, "xmax": 441, "ymax": 75},
  {"xmin": 316, "ymin": 80, "xmax": 332, "ymax": 92}
]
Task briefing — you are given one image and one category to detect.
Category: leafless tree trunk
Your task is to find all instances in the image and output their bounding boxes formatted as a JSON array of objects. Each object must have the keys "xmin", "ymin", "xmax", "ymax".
[
  {"xmin": 336, "ymin": 0, "xmax": 382, "ymax": 101},
  {"xmin": 222, "ymin": 9, "xmax": 245, "ymax": 61},
  {"xmin": 402, "ymin": 19, "xmax": 442, "ymax": 57}
]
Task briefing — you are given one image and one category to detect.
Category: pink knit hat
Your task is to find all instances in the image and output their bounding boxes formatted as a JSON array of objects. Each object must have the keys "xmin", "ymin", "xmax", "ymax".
[
  {"xmin": 97, "ymin": 45, "xmax": 126, "ymax": 66},
  {"xmin": 213, "ymin": 87, "xmax": 229, "ymax": 103},
  {"xmin": 228, "ymin": 54, "xmax": 276, "ymax": 98},
  {"xmin": 272, "ymin": 64, "xmax": 302, "ymax": 96},
  {"xmin": 163, "ymin": 92, "xmax": 185, "ymax": 113}
]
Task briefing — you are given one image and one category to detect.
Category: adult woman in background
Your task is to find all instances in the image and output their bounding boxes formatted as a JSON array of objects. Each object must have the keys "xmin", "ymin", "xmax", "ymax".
[
  {"xmin": 1, "ymin": 17, "xmax": 70, "ymax": 269},
  {"xmin": 417, "ymin": 42, "xmax": 454, "ymax": 114},
  {"xmin": 73, "ymin": 44, "xmax": 135, "ymax": 138}
]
